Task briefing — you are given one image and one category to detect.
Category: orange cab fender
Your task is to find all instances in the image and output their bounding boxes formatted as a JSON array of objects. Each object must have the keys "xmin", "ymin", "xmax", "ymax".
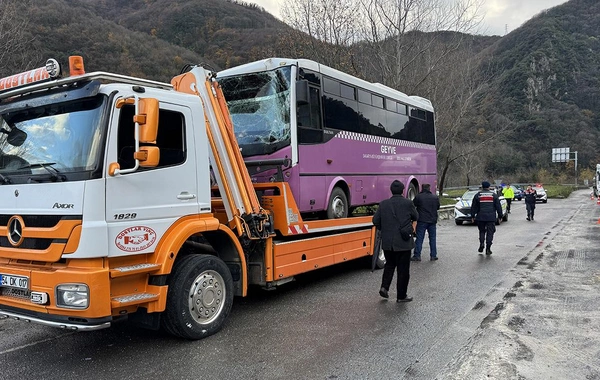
[{"xmin": 150, "ymin": 215, "xmax": 248, "ymax": 296}]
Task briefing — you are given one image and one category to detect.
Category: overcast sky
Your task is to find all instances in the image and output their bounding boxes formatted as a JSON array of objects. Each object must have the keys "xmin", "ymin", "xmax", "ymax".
[{"xmin": 242, "ymin": 0, "xmax": 569, "ymax": 36}]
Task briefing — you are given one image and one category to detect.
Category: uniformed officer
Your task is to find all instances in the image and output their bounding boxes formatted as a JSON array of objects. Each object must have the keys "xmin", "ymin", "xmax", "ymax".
[{"xmin": 470, "ymin": 181, "xmax": 503, "ymax": 255}]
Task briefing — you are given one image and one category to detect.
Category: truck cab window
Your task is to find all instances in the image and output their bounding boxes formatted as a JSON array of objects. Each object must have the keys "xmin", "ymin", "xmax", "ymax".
[{"xmin": 117, "ymin": 105, "xmax": 186, "ymax": 169}]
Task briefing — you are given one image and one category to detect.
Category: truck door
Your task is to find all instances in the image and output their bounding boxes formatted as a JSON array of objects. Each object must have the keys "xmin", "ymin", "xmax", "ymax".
[{"xmin": 105, "ymin": 97, "xmax": 199, "ymax": 256}]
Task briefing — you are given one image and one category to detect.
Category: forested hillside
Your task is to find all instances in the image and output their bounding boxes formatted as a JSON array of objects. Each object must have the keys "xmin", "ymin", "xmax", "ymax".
[
  {"xmin": 75, "ymin": 0, "xmax": 290, "ymax": 69},
  {"xmin": 1, "ymin": 0, "xmax": 599, "ymax": 185},
  {"xmin": 0, "ymin": 0, "xmax": 289, "ymax": 80},
  {"xmin": 479, "ymin": 0, "xmax": 600, "ymax": 182}
]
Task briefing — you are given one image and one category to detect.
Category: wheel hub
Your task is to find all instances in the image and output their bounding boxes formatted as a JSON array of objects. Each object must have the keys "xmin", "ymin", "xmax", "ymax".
[
  {"xmin": 332, "ymin": 197, "xmax": 345, "ymax": 218},
  {"xmin": 188, "ymin": 270, "xmax": 225, "ymax": 325}
]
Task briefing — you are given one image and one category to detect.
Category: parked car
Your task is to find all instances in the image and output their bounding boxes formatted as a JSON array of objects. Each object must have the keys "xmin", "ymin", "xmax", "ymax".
[
  {"xmin": 535, "ymin": 186, "xmax": 548, "ymax": 203},
  {"xmin": 454, "ymin": 188, "xmax": 508, "ymax": 225},
  {"xmin": 511, "ymin": 185, "xmax": 524, "ymax": 201},
  {"xmin": 499, "ymin": 185, "xmax": 524, "ymax": 201}
]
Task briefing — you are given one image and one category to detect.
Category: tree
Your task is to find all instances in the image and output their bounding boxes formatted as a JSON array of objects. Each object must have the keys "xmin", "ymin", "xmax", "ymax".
[
  {"xmin": 280, "ymin": 0, "xmax": 359, "ymax": 72},
  {"xmin": 0, "ymin": 0, "xmax": 35, "ymax": 77},
  {"xmin": 281, "ymin": 0, "xmax": 518, "ymax": 193},
  {"xmin": 354, "ymin": 0, "xmax": 485, "ymax": 93}
]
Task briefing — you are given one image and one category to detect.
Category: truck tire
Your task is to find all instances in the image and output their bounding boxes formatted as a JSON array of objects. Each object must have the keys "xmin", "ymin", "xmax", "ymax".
[
  {"xmin": 326, "ymin": 187, "xmax": 348, "ymax": 219},
  {"xmin": 407, "ymin": 183, "xmax": 418, "ymax": 201},
  {"xmin": 162, "ymin": 254, "xmax": 234, "ymax": 340},
  {"xmin": 455, "ymin": 220, "xmax": 463, "ymax": 225}
]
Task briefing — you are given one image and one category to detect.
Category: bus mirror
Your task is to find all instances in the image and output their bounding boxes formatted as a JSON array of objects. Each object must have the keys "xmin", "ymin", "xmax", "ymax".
[
  {"xmin": 135, "ymin": 98, "xmax": 159, "ymax": 143},
  {"xmin": 296, "ymin": 80, "xmax": 309, "ymax": 106},
  {"xmin": 136, "ymin": 146, "xmax": 160, "ymax": 167}
]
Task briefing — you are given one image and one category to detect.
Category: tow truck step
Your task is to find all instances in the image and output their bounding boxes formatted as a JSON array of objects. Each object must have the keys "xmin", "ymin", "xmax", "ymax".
[
  {"xmin": 109, "ymin": 263, "xmax": 161, "ymax": 278},
  {"xmin": 111, "ymin": 293, "xmax": 160, "ymax": 307}
]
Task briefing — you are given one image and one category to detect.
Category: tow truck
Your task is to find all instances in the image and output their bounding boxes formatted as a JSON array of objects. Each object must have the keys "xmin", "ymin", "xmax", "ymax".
[{"xmin": 0, "ymin": 57, "xmax": 382, "ymax": 339}]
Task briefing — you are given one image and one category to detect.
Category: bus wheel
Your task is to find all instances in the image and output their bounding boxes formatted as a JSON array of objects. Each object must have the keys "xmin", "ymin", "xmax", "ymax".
[
  {"xmin": 162, "ymin": 254, "xmax": 234, "ymax": 340},
  {"xmin": 407, "ymin": 183, "xmax": 418, "ymax": 201},
  {"xmin": 327, "ymin": 187, "xmax": 348, "ymax": 219}
]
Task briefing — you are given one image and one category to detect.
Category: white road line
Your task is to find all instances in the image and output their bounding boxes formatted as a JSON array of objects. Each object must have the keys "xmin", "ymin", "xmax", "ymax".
[{"xmin": 0, "ymin": 332, "xmax": 76, "ymax": 355}]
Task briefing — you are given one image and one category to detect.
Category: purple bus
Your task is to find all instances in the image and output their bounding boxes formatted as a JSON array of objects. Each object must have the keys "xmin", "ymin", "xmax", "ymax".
[{"xmin": 218, "ymin": 58, "xmax": 436, "ymax": 218}]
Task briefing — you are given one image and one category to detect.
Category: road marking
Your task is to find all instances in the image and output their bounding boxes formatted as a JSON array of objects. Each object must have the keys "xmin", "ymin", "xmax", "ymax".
[{"xmin": 0, "ymin": 332, "xmax": 76, "ymax": 355}]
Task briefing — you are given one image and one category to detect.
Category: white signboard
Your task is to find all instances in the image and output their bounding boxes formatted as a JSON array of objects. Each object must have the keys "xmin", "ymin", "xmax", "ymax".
[{"xmin": 552, "ymin": 147, "xmax": 570, "ymax": 163}]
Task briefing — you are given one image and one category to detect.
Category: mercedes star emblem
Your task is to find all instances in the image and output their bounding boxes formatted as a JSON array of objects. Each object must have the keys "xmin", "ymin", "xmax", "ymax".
[{"xmin": 7, "ymin": 216, "xmax": 24, "ymax": 247}]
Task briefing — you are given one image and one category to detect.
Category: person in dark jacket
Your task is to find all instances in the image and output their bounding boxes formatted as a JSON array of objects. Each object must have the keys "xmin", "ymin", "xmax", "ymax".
[
  {"xmin": 411, "ymin": 184, "xmax": 440, "ymax": 261},
  {"xmin": 373, "ymin": 180, "xmax": 419, "ymax": 302},
  {"xmin": 524, "ymin": 185, "xmax": 537, "ymax": 221},
  {"xmin": 470, "ymin": 181, "xmax": 503, "ymax": 255}
]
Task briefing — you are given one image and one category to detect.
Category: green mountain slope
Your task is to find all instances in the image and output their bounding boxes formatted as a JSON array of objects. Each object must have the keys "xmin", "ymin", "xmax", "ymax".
[
  {"xmin": 74, "ymin": 0, "xmax": 291, "ymax": 69},
  {"xmin": 481, "ymin": 0, "xmax": 600, "ymax": 174}
]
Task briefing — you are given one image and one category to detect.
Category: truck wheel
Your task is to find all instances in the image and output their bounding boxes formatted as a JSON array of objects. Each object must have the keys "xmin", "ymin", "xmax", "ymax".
[
  {"xmin": 407, "ymin": 183, "xmax": 418, "ymax": 201},
  {"xmin": 326, "ymin": 187, "xmax": 348, "ymax": 219},
  {"xmin": 162, "ymin": 254, "xmax": 233, "ymax": 340}
]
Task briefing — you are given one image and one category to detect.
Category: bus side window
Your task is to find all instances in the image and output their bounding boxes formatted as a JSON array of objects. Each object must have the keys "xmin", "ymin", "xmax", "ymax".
[{"xmin": 298, "ymin": 86, "xmax": 323, "ymax": 144}]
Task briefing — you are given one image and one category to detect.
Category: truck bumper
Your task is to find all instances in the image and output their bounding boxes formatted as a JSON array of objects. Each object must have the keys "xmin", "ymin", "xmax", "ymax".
[
  {"xmin": 0, "ymin": 307, "xmax": 113, "ymax": 331},
  {"xmin": 0, "ymin": 258, "xmax": 114, "ymax": 330}
]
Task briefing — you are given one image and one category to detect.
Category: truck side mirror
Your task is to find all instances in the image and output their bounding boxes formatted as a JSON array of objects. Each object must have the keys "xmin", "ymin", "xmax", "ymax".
[
  {"xmin": 136, "ymin": 146, "xmax": 160, "ymax": 167},
  {"xmin": 135, "ymin": 98, "xmax": 159, "ymax": 143},
  {"xmin": 296, "ymin": 80, "xmax": 309, "ymax": 106}
]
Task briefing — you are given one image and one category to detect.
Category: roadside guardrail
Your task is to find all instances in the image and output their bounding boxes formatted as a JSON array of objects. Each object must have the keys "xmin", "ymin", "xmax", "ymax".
[{"xmin": 439, "ymin": 205, "xmax": 454, "ymax": 220}]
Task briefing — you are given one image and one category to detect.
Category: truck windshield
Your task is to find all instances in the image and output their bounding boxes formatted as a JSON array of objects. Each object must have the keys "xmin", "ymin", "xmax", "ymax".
[
  {"xmin": 0, "ymin": 96, "xmax": 105, "ymax": 181},
  {"xmin": 219, "ymin": 66, "xmax": 291, "ymax": 157}
]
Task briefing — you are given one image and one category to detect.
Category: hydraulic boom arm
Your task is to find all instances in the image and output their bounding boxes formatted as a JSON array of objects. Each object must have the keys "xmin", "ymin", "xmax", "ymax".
[{"xmin": 171, "ymin": 67, "xmax": 272, "ymax": 239}]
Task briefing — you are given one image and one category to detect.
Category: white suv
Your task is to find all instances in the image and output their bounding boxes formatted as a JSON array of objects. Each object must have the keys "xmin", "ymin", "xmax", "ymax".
[
  {"xmin": 535, "ymin": 187, "xmax": 548, "ymax": 203},
  {"xmin": 454, "ymin": 188, "xmax": 508, "ymax": 225}
]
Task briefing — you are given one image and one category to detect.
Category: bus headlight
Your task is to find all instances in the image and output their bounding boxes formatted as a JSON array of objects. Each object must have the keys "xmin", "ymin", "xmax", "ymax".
[{"xmin": 56, "ymin": 284, "xmax": 89, "ymax": 309}]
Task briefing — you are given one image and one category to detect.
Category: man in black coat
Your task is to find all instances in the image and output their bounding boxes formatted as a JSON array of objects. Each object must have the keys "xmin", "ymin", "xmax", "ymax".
[
  {"xmin": 524, "ymin": 185, "xmax": 537, "ymax": 221},
  {"xmin": 411, "ymin": 183, "xmax": 441, "ymax": 261},
  {"xmin": 470, "ymin": 181, "xmax": 503, "ymax": 255},
  {"xmin": 373, "ymin": 180, "xmax": 419, "ymax": 302}
]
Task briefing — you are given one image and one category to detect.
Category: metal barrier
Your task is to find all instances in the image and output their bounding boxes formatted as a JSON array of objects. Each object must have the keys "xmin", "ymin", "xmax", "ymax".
[{"xmin": 438, "ymin": 205, "xmax": 455, "ymax": 220}]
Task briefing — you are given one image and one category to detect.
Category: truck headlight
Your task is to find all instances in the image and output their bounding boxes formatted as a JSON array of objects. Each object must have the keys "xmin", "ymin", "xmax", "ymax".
[{"xmin": 56, "ymin": 284, "xmax": 89, "ymax": 309}]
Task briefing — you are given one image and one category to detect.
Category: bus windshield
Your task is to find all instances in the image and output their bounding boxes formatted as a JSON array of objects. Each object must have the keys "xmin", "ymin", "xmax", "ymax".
[
  {"xmin": 0, "ymin": 96, "xmax": 105, "ymax": 181},
  {"xmin": 219, "ymin": 66, "xmax": 292, "ymax": 157}
]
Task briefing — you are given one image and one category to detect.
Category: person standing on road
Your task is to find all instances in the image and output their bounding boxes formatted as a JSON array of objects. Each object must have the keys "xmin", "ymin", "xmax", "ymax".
[
  {"xmin": 524, "ymin": 185, "xmax": 537, "ymax": 221},
  {"xmin": 411, "ymin": 184, "xmax": 440, "ymax": 261},
  {"xmin": 373, "ymin": 180, "xmax": 418, "ymax": 302},
  {"xmin": 471, "ymin": 181, "xmax": 503, "ymax": 255},
  {"xmin": 503, "ymin": 184, "xmax": 514, "ymax": 214}
]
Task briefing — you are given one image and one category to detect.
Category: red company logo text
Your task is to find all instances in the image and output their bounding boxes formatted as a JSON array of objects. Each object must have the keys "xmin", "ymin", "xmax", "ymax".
[{"xmin": 115, "ymin": 226, "xmax": 157, "ymax": 252}]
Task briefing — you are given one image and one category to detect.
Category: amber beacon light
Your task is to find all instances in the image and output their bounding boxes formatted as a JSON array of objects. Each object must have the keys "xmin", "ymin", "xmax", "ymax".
[{"xmin": 69, "ymin": 56, "xmax": 85, "ymax": 76}]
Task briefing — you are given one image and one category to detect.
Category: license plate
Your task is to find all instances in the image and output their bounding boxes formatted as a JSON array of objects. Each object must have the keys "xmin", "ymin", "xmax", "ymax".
[{"xmin": 0, "ymin": 274, "xmax": 29, "ymax": 290}]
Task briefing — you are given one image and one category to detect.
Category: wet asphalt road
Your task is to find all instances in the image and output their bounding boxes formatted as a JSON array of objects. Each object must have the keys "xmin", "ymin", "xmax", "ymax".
[{"xmin": 0, "ymin": 192, "xmax": 589, "ymax": 379}]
